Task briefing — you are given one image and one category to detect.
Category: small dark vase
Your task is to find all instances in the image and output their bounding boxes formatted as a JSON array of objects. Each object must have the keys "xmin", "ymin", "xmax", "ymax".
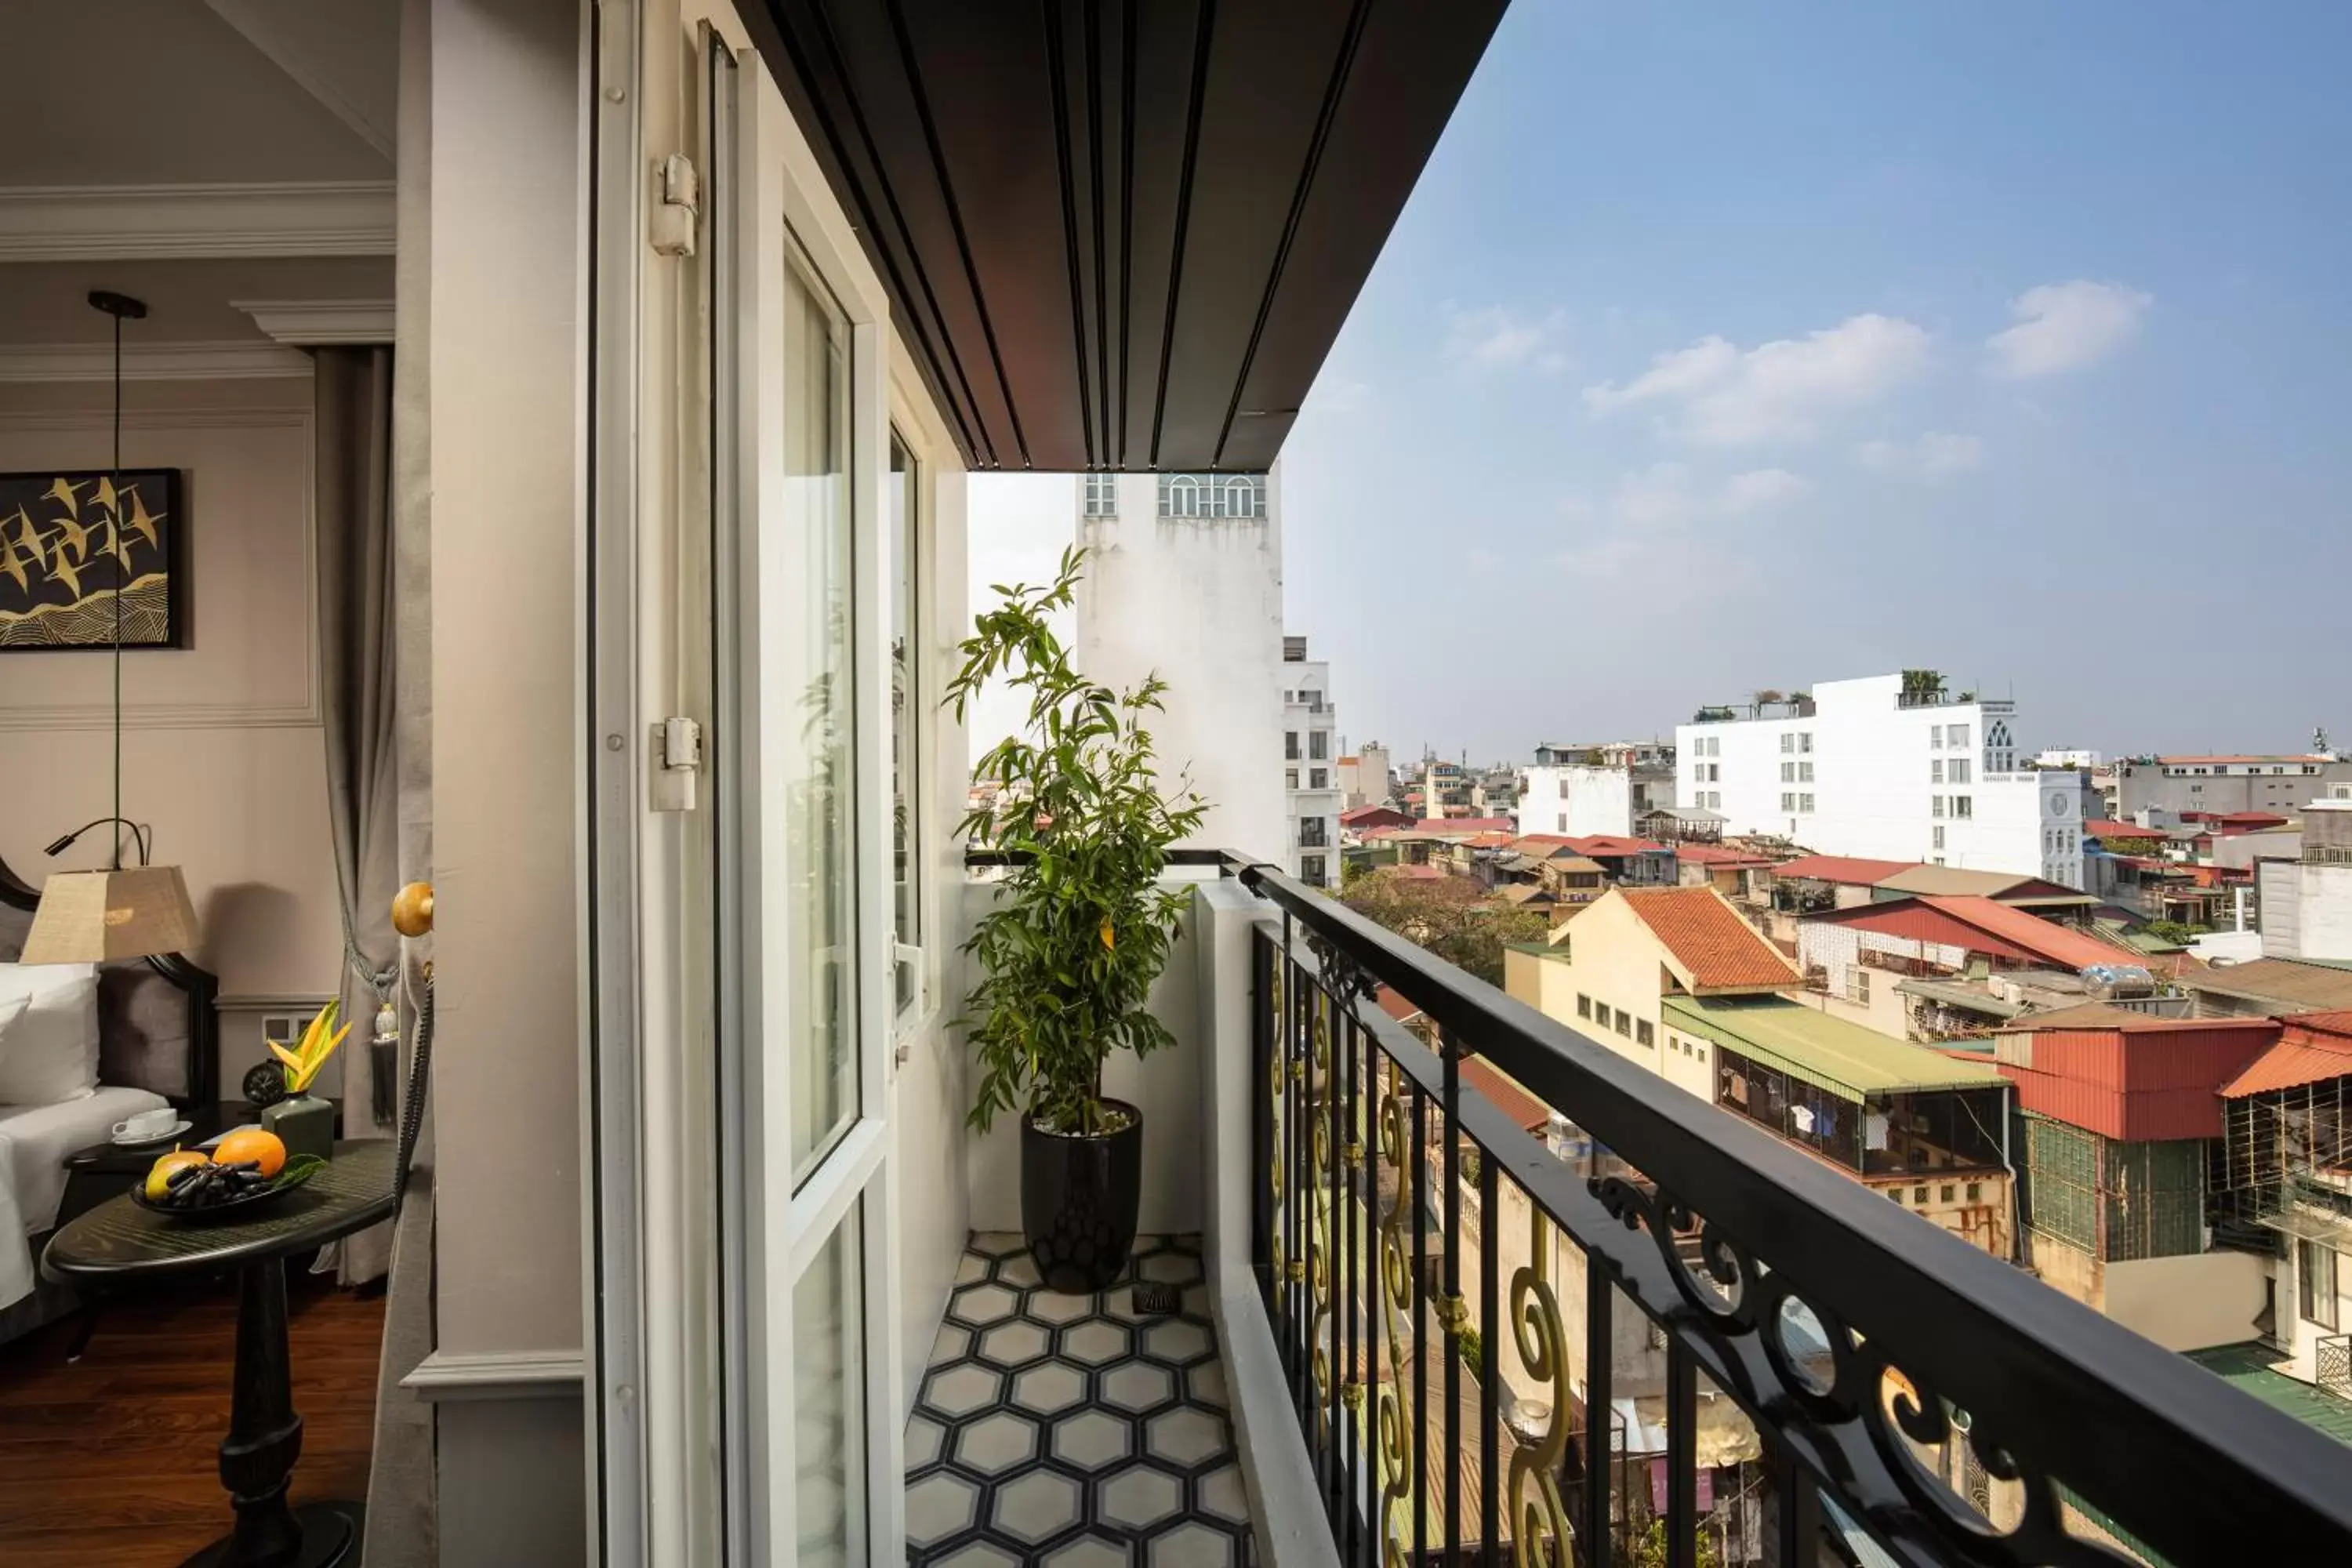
[{"xmin": 1021, "ymin": 1099, "xmax": 1144, "ymax": 1294}]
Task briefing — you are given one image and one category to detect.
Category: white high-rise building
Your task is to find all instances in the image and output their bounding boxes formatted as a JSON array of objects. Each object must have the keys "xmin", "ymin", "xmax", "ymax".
[
  {"xmin": 1673, "ymin": 673, "xmax": 2090, "ymax": 887},
  {"xmin": 1074, "ymin": 470, "xmax": 1287, "ymax": 868},
  {"xmin": 1281, "ymin": 637, "xmax": 1341, "ymax": 887}
]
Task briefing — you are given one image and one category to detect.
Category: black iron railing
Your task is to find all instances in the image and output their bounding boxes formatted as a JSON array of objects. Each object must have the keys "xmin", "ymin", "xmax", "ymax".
[{"xmin": 1231, "ymin": 858, "xmax": 2352, "ymax": 1568}]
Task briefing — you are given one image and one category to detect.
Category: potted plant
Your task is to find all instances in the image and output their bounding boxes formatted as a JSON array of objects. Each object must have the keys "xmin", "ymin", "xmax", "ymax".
[
  {"xmin": 946, "ymin": 546, "xmax": 1207, "ymax": 1292},
  {"xmin": 260, "ymin": 1000, "xmax": 350, "ymax": 1161}
]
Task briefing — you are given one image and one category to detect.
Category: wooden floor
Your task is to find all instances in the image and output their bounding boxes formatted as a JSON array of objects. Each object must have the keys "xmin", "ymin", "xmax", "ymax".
[{"xmin": 0, "ymin": 1271, "xmax": 387, "ymax": 1568}]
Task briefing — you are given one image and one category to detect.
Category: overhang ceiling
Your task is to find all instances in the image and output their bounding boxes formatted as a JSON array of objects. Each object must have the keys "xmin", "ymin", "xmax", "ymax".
[{"xmin": 733, "ymin": 0, "xmax": 1506, "ymax": 473}]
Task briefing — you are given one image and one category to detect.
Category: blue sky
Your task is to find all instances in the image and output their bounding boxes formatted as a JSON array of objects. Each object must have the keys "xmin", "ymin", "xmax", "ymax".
[{"xmin": 977, "ymin": 2, "xmax": 2352, "ymax": 764}]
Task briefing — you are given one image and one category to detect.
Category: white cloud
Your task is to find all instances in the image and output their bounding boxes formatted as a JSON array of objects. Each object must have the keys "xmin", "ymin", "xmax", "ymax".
[
  {"xmin": 1984, "ymin": 280, "xmax": 2151, "ymax": 379},
  {"xmin": 1445, "ymin": 304, "xmax": 1569, "ymax": 372},
  {"xmin": 1581, "ymin": 314, "xmax": 1932, "ymax": 445},
  {"xmin": 1853, "ymin": 430, "xmax": 1986, "ymax": 480},
  {"xmin": 1719, "ymin": 467, "xmax": 1812, "ymax": 514}
]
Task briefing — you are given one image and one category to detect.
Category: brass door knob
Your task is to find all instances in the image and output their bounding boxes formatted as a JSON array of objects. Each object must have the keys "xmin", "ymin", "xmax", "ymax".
[{"xmin": 392, "ymin": 881, "xmax": 435, "ymax": 938}]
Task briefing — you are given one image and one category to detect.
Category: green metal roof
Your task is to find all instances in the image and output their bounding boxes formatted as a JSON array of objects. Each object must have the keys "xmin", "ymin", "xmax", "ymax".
[
  {"xmin": 2183, "ymin": 1341, "xmax": 2352, "ymax": 1446},
  {"xmin": 1664, "ymin": 994, "xmax": 2008, "ymax": 1103}
]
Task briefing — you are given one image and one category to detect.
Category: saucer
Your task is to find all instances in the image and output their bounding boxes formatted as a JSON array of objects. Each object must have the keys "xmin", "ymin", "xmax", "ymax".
[{"xmin": 110, "ymin": 1120, "xmax": 193, "ymax": 1148}]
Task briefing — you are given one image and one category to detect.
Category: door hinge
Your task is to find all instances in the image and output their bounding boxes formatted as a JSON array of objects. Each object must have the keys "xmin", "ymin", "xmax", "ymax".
[
  {"xmin": 652, "ymin": 715, "xmax": 702, "ymax": 812},
  {"xmin": 651, "ymin": 153, "xmax": 699, "ymax": 257}
]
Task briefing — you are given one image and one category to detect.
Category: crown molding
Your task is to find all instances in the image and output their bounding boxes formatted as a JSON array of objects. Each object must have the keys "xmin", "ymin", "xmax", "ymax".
[
  {"xmin": 0, "ymin": 182, "xmax": 395, "ymax": 262},
  {"xmin": 0, "ymin": 341, "xmax": 314, "ymax": 384},
  {"xmin": 230, "ymin": 299, "xmax": 395, "ymax": 347},
  {"xmin": 203, "ymin": 0, "xmax": 396, "ymax": 159}
]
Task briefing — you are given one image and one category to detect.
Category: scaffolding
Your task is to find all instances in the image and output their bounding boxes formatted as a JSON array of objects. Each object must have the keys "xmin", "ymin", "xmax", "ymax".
[
  {"xmin": 2215, "ymin": 1076, "xmax": 2352, "ymax": 1241},
  {"xmin": 2021, "ymin": 1114, "xmax": 2205, "ymax": 1262}
]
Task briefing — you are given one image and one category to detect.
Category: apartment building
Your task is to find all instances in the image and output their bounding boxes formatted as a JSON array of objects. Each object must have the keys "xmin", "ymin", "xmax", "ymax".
[
  {"xmin": 1340, "ymin": 739, "xmax": 1394, "ymax": 810},
  {"xmin": 1419, "ymin": 755, "xmax": 1474, "ymax": 817},
  {"xmin": 1519, "ymin": 740, "xmax": 1677, "ymax": 838},
  {"xmin": 1675, "ymin": 672, "xmax": 2094, "ymax": 887},
  {"xmin": 2258, "ymin": 799, "xmax": 2352, "ymax": 962},
  {"xmin": 2118, "ymin": 751, "xmax": 2352, "ymax": 817},
  {"xmin": 1277, "ymin": 636, "xmax": 1342, "ymax": 887}
]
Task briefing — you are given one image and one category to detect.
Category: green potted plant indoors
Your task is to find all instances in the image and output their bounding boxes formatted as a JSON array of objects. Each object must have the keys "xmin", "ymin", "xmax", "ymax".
[{"xmin": 946, "ymin": 546, "xmax": 1207, "ymax": 1293}]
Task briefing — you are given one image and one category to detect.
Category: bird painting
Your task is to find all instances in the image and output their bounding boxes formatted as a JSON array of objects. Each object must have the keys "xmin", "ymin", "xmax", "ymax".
[{"xmin": 0, "ymin": 469, "xmax": 184, "ymax": 649}]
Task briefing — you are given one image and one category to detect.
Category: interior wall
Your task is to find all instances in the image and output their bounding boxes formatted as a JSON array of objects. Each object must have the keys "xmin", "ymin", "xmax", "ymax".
[{"xmin": 0, "ymin": 390, "xmax": 344, "ymax": 1022}]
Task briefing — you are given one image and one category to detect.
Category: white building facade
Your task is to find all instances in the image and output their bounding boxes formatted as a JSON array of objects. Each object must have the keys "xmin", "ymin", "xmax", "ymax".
[
  {"xmin": 1518, "ymin": 760, "xmax": 1676, "ymax": 837},
  {"xmin": 1076, "ymin": 470, "xmax": 1287, "ymax": 871},
  {"xmin": 1674, "ymin": 673, "xmax": 2090, "ymax": 886},
  {"xmin": 1280, "ymin": 636, "xmax": 1343, "ymax": 887}
]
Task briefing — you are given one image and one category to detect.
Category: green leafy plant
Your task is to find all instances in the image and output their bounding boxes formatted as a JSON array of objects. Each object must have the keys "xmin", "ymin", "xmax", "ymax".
[{"xmin": 946, "ymin": 546, "xmax": 1208, "ymax": 1137}]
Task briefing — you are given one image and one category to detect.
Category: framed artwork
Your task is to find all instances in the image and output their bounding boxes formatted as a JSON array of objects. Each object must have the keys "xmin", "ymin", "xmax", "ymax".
[{"xmin": 0, "ymin": 469, "xmax": 188, "ymax": 651}]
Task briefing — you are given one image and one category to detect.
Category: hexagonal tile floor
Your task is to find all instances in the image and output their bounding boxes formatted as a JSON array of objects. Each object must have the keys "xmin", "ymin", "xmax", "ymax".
[{"xmin": 907, "ymin": 1233, "xmax": 1254, "ymax": 1565}]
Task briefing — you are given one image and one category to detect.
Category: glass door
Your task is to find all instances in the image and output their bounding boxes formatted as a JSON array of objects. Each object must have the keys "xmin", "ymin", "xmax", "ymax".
[{"xmin": 710, "ymin": 33, "xmax": 903, "ymax": 1568}]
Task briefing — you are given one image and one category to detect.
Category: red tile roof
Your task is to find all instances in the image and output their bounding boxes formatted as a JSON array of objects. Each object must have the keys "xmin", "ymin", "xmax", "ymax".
[
  {"xmin": 1912, "ymin": 896, "xmax": 2144, "ymax": 971},
  {"xmin": 1372, "ymin": 985, "xmax": 1425, "ymax": 1025},
  {"xmin": 1768, "ymin": 854, "xmax": 1914, "ymax": 885},
  {"xmin": 1619, "ymin": 887, "xmax": 1801, "ymax": 989},
  {"xmin": 2221, "ymin": 1012, "xmax": 2352, "ymax": 1098},
  {"xmin": 1340, "ymin": 804, "xmax": 1410, "ymax": 825},
  {"xmin": 2084, "ymin": 820, "xmax": 2164, "ymax": 840},
  {"xmin": 1461, "ymin": 1056, "xmax": 1552, "ymax": 1133},
  {"xmin": 1462, "ymin": 830, "xmax": 1517, "ymax": 848},
  {"xmin": 1564, "ymin": 834, "xmax": 1667, "ymax": 858}
]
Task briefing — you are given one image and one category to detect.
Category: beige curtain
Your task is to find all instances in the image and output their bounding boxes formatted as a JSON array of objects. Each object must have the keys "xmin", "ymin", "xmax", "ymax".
[{"xmin": 314, "ymin": 345, "xmax": 401, "ymax": 1286}]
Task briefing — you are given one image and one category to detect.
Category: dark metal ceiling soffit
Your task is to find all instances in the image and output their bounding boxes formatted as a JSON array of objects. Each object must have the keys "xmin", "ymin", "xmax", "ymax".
[{"xmin": 731, "ymin": 0, "xmax": 1507, "ymax": 473}]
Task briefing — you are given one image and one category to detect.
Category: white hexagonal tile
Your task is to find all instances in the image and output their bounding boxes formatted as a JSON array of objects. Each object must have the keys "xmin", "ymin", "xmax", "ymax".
[
  {"xmin": 922, "ymin": 1362, "xmax": 1002, "ymax": 1417},
  {"xmin": 993, "ymin": 1468, "xmax": 1083, "ymax": 1544},
  {"xmin": 1097, "ymin": 1463, "xmax": 1182, "ymax": 1530},
  {"xmin": 1145, "ymin": 1405, "xmax": 1224, "ymax": 1467},
  {"xmin": 1100, "ymin": 1360, "xmax": 1174, "ymax": 1414},
  {"xmin": 1186, "ymin": 1359, "xmax": 1229, "ymax": 1408},
  {"xmin": 978, "ymin": 1319, "xmax": 1051, "ymax": 1367},
  {"xmin": 930, "ymin": 1321, "xmax": 972, "ymax": 1365},
  {"xmin": 1042, "ymin": 1536, "xmax": 1131, "ymax": 1568},
  {"xmin": 953, "ymin": 1410, "xmax": 1041, "ymax": 1475},
  {"xmin": 995, "ymin": 1250, "xmax": 1044, "ymax": 1289},
  {"xmin": 934, "ymin": 1543, "xmax": 1021, "ymax": 1568},
  {"xmin": 1062, "ymin": 1319, "xmax": 1132, "ymax": 1367},
  {"xmin": 1138, "ymin": 1249, "xmax": 1201, "ymax": 1286},
  {"xmin": 1051, "ymin": 1408, "xmax": 1134, "ymax": 1472},
  {"xmin": 956, "ymin": 1249, "xmax": 989, "ymax": 1284},
  {"xmin": 1010, "ymin": 1360, "xmax": 1086, "ymax": 1416},
  {"xmin": 950, "ymin": 1282, "xmax": 1019, "ymax": 1326},
  {"xmin": 1147, "ymin": 1521, "xmax": 1236, "ymax": 1566},
  {"xmin": 1030, "ymin": 1290, "xmax": 1097, "ymax": 1323},
  {"xmin": 907, "ymin": 1468, "xmax": 981, "ymax": 1548},
  {"xmin": 904, "ymin": 1413, "xmax": 946, "ymax": 1470},
  {"xmin": 1197, "ymin": 1463, "xmax": 1249, "ymax": 1526},
  {"xmin": 1139, "ymin": 1319, "xmax": 1211, "ymax": 1367}
]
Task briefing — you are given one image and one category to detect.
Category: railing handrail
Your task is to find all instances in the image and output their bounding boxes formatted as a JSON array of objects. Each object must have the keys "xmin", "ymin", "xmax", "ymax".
[{"xmin": 1232, "ymin": 855, "xmax": 2352, "ymax": 1566}]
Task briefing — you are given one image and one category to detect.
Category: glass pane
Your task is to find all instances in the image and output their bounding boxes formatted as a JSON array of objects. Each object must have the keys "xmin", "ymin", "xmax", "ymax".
[
  {"xmin": 888, "ymin": 432, "xmax": 920, "ymax": 1016},
  {"xmin": 779, "ymin": 245, "xmax": 858, "ymax": 1183},
  {"xmin": 794, "ymin": 1207, "xmax": 866, "ymax": 1566}
]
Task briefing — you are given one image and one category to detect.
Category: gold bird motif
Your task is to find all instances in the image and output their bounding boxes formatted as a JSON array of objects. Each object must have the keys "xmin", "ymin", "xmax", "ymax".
[
  {"xmin": 93, "ymin": 476, "xmax": 117, "ymax": 516},
  {"xmin": 0, "ymin": 539, "xmax": 26, "ymax": 595},
  {"xmin": 49, "ymin": 555, "xmax": 80, "ymax": 599},
  {"xmin": 126, "ymin": 489, "xmax": 161, "ymax": 552},
  {"xmin": 43, "ymin": 477, "xmax": 82, "ymax": 517},
  {"xmin": 47, "ymin": 508, "xmax": 87, "ymax": 564}
]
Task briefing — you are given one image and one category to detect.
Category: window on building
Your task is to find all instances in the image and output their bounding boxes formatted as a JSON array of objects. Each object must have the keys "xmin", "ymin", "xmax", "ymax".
[
  {"xmin": 1780, "ymin": 792, "xmax": 1795, "ymax": 811},
  {"xmin": 1637, "ymin": 1019, "xmax": 1654, "ymax": 1047},
  {"xmin": 1301, "ymin": 854, "xmax": 1327, "ymax": 887},
  {"xmin": 1286, "ymin": 768, "xmax": 1298, "ymax": 789},
  {"xmin": 1933, "ymin": 825, "xmax": 1945, "ymax": 850},
  {"xmin": 1849, "ymin": 969, "xmax": 1870, "ymax": 1005},
  {"xmin": 1309, "ymin": 768, "xmax": 1327, "ymax": 789},
  {"xmin": 1577, "ymin": 993, "xmax": 1592, "ymax": 1020},
  {"xmin": 1300, "ymin": 818, "xmax": 1328, "ymax": 848},
  {"xmin": 1798, "ymin": 761, "xmax": 1814, "ymax": 782},
  {"xmin": 1930, "ymin": 726, "xmax": 1943, "ymax": 747},
  {"xmin": 1953, "ymin": 795, "xmax": 1973, "ymax": 819},
  {"xmin": 1932, "ymin": 796, "xmax": 1946, "ymax": 818},
  {"xmin": 1309, "ymin": 730, "xmax": 1329, "ymax": 760},
  {"xmin": 1706, "ymin": 791, "xmax": 1722, "ymax": 808},
  {"xmin": 1695, "ymin": 1045, "xmax": 1706, "ymax": 1063},
  {"xmin": 889, "ymin": 430, "xmax": 926, "ymax": 1021},
  {"xmin": 1948, "ymin": 723, "xmax": 1970, "ymax": 749},
  {"xmin": 1708, "ymin": 764, "xmax": 1719, "ymax": 782},
  {"xmin": 1780, "ymin": 734, "xmax": 1795, "ymax": 753},
  {"xmin": 1932, "ymin": 759, "xmax": 1944, "ymax": 784},
  {"xmin": 1082, "ymin": 472, "xmax": 1119, "ymax": 517},
  {"xmin": 1285, "ymin": 731, "xmax": 1300, "ymax": 760},
  {"xmin": 2302, "ymin": 1241, "xmax": 2339, "ymax": 1330},
  {"xmin": 1965, "ymin": 1182, "xmax": 1982, "ymax": 1203},
  {"xmin": 1800, "ymin": 793, "xmax": 1815, "ymax": 813},
  {"xmin": 1780, "ymin": 760, "xmax": 1795, "ymax": 783},
  {"xmin": 1613, "ymin": 1008, "xmax": 1632, "ymax": 1037},
  {"xmin": 1558, "ymin": 813, "xmax": 1568, "ymax": 832},
  {"xmin": 1799, "ymin": 732, "xmax": 1813, "ymax": 753},
  {"xmin": 1949, "ymin": 758, "xmax": 1972, "ymax": 785}
]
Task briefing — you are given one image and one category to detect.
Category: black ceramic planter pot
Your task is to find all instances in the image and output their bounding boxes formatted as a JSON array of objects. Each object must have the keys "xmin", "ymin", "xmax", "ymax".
[{"xmin": 1020, "ymin": 1099, "xmax": 1144, "ymax": 1294}]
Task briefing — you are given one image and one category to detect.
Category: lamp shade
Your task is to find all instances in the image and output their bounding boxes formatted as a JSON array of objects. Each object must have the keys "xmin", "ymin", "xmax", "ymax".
[{"xmin": 20, "ymin": 866, "xmax": 201, "ymax": 964}]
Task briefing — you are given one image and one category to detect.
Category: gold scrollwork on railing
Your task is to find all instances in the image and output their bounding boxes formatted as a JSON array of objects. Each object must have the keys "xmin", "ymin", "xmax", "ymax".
[
  {"xmin": 1508, "ymin": 1225, "xmax": 1573, "ymax": 1568},
  {"xmin": 1374, "ymin": 1062, "xmax": 1417, "ymax": 1566}
]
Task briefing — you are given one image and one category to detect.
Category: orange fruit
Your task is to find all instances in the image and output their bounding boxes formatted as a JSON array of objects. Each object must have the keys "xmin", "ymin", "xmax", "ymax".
[
  {"xmin": 213, "ymin": 1128, "xmax": 287, "ymax": 1178},
  {"xmin": 146, "ymin": 1149, "xmax": 210, "ymax": 1200}
]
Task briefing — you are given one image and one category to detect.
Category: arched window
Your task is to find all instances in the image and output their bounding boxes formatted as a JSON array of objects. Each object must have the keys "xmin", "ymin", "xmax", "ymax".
[
  {"xmin": 1220, "ymin": 474, "xmax": 1266, "ymax": 519},
  {"xmin": 1158, "ymin": 474, "xmax": 1206, "ymax": 517}
]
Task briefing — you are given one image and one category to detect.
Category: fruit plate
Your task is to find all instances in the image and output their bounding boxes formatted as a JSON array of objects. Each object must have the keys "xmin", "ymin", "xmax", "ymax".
[{"xmin": 132, "ymin": 1156, "xmax": 327, "ymax": 1221}]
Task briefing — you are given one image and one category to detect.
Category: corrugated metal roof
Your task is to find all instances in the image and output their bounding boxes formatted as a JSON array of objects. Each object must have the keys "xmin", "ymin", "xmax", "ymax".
[
  {"xmin": 1768, "ymin": 854, "xmax": 1914, "ymax": 885},
  {"xmin": 2189, "ymin": 959, "xmax": 2352, "ymax": 1014},
  {"xmin": 2222, "ymin": 1017, "xmax": 2352, "ymax": 1098},
  {"xmin": 1666, "ymin": 995, "xmax": 2006, "ymax": 1102},
  {"xmin": 1997, "ymin": 1020, "xmax": 2278, "ymax": 1138},
  {"xmin": 1912, "ymin": 896, "xmax": 2145, "ymax": 971}
]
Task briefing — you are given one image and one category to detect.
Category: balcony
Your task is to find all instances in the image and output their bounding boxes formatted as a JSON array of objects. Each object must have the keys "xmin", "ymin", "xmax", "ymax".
[{"xmin": 943, "ymin": 853, "xmax": 2352, "ymax": 1566}]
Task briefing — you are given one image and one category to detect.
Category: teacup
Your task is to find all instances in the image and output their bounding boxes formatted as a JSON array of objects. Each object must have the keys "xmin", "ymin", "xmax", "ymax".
[{"xmin": 113, "ymin": 1106, "xmax": 177, "ymax": 1141}]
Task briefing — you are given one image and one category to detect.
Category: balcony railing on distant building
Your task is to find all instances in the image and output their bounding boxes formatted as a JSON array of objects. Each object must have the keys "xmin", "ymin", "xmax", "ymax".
[{"xmin": 1229, "ymin": 858, "xmax": 2352, "ymax": 1568}]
